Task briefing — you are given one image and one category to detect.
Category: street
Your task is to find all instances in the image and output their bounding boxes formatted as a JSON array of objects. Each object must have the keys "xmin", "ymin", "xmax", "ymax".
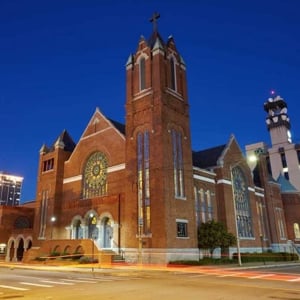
[{"xmin": 0, "ymin": 264, "xmax": 300, "ymax": 299}]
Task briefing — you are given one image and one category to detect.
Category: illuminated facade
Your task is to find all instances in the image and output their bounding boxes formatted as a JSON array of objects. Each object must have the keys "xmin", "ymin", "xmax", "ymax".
[
  {"xmin": 0, "ymin": 16, "xmax": 299, "ymax": 263},
  {"xmin": 0, "ymin": 171, "xmax": 23, "ymax": 206}
]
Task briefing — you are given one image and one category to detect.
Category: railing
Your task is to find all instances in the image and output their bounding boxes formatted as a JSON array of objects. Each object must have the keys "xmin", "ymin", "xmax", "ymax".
[{"xmin": 289, "ymin": 240, "xmax": 300, "ymax": 259}]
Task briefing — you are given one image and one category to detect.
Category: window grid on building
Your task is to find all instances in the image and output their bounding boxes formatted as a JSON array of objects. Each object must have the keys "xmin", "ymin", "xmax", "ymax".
[{"xmin": 0, "ymin": 173, "xmax": 23, "ymax": 206}]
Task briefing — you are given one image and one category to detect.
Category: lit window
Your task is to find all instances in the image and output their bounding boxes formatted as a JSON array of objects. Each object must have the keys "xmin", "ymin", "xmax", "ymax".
[
  {"xmin": 82, "ymin": 152, "xmax": 108, "ymax": 199},
  {"xmin": 137, "ymin": 131, "xmax": 151, "ymax": 234}
]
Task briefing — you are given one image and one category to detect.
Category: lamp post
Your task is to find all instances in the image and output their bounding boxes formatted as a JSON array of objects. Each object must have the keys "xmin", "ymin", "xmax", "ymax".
[
  {"xmin": 260, "ymin": 234, "xmax": 266, "ymax": 265},
  {"xmin": 230, "ymin": 165, "xmax": 242, "ymax": 266},
  {"xmin": 89, "ymin": 213, "xmax": 96, "ymax": 271},
  {"xmin": 50, "ymin": 216, "xmax": 56, "ymax": 240},
  {"xmin": 138, "ymin": 217, "xmax": 143, "ymax": 265}
]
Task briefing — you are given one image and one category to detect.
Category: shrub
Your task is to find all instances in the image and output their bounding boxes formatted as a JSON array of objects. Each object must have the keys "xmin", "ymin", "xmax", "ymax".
[{"xmin": 78, "ymin": 256, "xmax": 98, "ymax": 264}]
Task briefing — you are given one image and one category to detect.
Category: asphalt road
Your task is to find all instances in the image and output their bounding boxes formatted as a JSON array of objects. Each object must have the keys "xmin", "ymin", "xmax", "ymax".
[{"xmin": 0, "ymin": 264, "xmax": 300, "ymax": 300}]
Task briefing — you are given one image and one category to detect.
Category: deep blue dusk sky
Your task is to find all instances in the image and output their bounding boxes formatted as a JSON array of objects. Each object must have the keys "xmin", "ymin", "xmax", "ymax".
[{"xmin": 1, "ymin": 0, "xmax": 300, "ymax": 202}]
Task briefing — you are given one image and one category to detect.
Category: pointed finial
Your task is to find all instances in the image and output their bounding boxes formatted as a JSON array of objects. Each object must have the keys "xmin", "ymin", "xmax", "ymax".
[{"xmin": 149, "ymin": 12, "xmax": 160, "ymax": 32}]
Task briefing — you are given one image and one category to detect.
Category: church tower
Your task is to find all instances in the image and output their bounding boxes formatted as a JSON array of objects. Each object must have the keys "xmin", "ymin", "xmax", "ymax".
[
  {"xmin": 124, "ymin": 14, "xmax": 197, "ymax": 262},
  {"xmin": 264, "ymin": 94, "xmax": 300, "ymax": 190}
]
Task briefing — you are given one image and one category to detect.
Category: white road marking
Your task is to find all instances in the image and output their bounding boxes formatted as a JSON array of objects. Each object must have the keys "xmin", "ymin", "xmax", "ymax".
[
  {"xmin": 77, "ymin": 277, "xmax": 100, "ymax": 281},
  {"xmin": 0, "ymin": 285, "xmax": 29, "ymax": 291},
  {"xmin": 20, "ymin": 282, "xmax": 53, "ymax": 287},
  {"xmin": 63, "ymin": 279, "xmax": 97, "ymax": 283},
  {"xmin": 40, "ymin": 280, "xmax": 74, "ymax": 285}
]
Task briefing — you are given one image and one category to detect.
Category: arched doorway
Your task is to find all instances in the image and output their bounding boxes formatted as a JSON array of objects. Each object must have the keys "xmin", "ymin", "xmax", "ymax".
[
  {"xmin": 74, "ymin": 220, "xmax": 82, "ymax": 239},
  {"xmin": 9, "ymin": 241, "xmax": 14, "ymax": 261},
  {"xmin": 17, "ymin": 239, "xmax": 24, "ymax": 261},
  {"xmin": 102, "ymin": 217, "xmax": 113, "ymax": 248},
  {"xmin": 88, "ymin": 214, "xmax": 98, "ymax": 240},
  {"xmin": 27, "ymin": 240, "xmax": 32, "ymax": 250}
]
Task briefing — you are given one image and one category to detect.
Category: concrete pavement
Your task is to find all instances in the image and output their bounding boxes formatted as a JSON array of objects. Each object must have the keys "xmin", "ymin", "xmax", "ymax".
[{"xmin": 1, "ymin": 259, "xmax": 300, "ymax": 274}]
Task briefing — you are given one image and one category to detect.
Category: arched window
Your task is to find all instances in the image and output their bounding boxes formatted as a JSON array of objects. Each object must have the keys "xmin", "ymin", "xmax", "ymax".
[
  {"xmin": 171, "ymin": 129, "xmax": 185, "ymax": 198},
  {"xmin": 82, "ymin": 152, "xmax": 108, "ymax": 199},
  {"xmin": 139, "ymin": 57, "xmax": 146, "ymax": 91},
  {"xmin": 294, "ymin": 223, "xmax": 300, "ymax": 239},
  {"xmin": 170, "ymin": 57, "xmax": 177, "ymax": 91},
  {"xmin": 194, "ymin": 186, "xmax": 200, "ymax": 227},
  {"xmin": 137, "ymin": 131, "xmax": 151, "ymax": 233},
  {"xmin": 232, "ymin": 166, "xmax": 253, "ymax": 238}
]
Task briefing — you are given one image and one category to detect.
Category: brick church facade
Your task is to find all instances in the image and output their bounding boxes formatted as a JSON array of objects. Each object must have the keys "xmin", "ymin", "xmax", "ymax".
[{"xmin": 1, "ymin": 18, "xmax": 299, "ymax": 264}]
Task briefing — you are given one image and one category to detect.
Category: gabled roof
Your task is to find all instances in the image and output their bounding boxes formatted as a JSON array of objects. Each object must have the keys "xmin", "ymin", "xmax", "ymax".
[
  {"xmin": 108, "ymin": 118, "xmax": 125, "ymax": 135},
  {"xmin": 277, "ymin": 174, "xmax": 298, "ymax": 193},
  {"xmin": 193, "ymin": 144, "xmax": 226, "ymax": 169}
]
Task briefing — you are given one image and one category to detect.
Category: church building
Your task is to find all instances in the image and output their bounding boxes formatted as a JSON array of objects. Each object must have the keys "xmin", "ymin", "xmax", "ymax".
[{"xmin": 1, "ymin": 15, "xmax": 299, "ymax": 264}]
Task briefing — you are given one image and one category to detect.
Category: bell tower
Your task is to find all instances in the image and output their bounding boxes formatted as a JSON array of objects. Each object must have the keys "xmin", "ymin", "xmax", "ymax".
[
  {"xmin": 124, "ymin": 14, "xmax": 196, "ymax": 262},
  {"xmin": 264, "ymin": 94, "xmax": 292, "ymax": 145},
  {"xmin": 264, "ymin": 93, "xmax": 300, "ymax": 190}
]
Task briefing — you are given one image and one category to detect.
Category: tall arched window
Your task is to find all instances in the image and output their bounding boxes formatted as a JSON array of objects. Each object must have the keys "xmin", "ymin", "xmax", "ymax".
[
  {"xmin": 170, "ymin": 57, "xmax": 177, "ymax": 91},
  {"xmin": 294, "ymin": 223, "xmax": 300, "ymax": 239},
  {"xmin": 172, "ymin": 129, "xmax": 185, "ymax": 198},
  {"xmin": 82, "ymin": 152, "xmax": 108, "ymax": 199},
  {"xmin": 38, "ymin": 190, "xmax": 48, "ymax": 239},
  {"xmin": 232, "ymin": 166, "xmax": 253, "ymax": 238},
  {"xmin": 139, "ymin": 57, "xmax": 146, "ymax": 91},
  {"xmin": 137, "ymin": 131, "xmax": 151, "ymax": 233},
  {"xmin": 194, "ymin": 186, "xmax": 201, "ymax": 227}
]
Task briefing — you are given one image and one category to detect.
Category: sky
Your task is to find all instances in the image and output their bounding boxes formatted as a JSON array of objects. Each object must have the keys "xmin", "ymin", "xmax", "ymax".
[{"xmin": 1, "ymin": 0, "xmax": 300, "ymax": 203}]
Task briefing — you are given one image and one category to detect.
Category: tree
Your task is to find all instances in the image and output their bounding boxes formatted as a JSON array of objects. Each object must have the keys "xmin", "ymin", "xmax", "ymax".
[{"xmin": 198, "ymin": 220, "xmax": 236, "ymax": 257}]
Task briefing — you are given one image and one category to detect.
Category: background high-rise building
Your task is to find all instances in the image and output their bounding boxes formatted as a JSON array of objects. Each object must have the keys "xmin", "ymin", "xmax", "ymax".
[{"xmin": 0, "ymin": 171, "xmax": 23, "ymax": 206}]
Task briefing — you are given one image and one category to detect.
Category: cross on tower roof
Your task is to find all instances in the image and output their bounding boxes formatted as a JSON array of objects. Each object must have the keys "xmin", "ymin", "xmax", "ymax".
[{"xmin": 149, "ymin": 12, "xmax": 160, "ymax": 32}]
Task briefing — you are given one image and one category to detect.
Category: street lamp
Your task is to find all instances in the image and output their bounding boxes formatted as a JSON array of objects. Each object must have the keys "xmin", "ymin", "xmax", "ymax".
[
  {"xmin": 50, "ymin": 216, "xmax": 56, "ymax": 240},
  {"xmin": 230, "ymin": 165, "xmax": 242, "ymax": 266},
  {"xmin": 89, "ymin": 213, "xmax": 96, "ymax": 271}
]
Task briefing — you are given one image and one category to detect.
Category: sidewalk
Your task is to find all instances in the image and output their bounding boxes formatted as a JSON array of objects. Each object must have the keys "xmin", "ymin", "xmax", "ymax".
[{"xmin": 1, "ymin": 260, "xmax": 299, "ymax": 274}]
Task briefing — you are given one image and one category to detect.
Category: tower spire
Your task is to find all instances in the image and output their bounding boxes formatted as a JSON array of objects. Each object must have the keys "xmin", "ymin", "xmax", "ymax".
[{"xmin": 149, "ymin": 12, "xmax": 160, "ymax": 32}]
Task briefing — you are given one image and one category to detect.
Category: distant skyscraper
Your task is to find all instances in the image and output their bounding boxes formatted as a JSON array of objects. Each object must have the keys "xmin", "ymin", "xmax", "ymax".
[{"xmin": 0, "ymin": 171, "xmax": 23, "ymax": 206}]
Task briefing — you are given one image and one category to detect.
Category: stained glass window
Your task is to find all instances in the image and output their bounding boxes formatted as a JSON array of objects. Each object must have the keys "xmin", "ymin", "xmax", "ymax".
[
  {"xmin": 137, "ymin": 131, "xmax": 151, "ymax": 234},
  {"xmin": 232, "ymin": 166, "xmax": 253, "ymax": 238},
  {"xmin": 83, "ymin": 152, "xmax": 108, "ymax": 199}
]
